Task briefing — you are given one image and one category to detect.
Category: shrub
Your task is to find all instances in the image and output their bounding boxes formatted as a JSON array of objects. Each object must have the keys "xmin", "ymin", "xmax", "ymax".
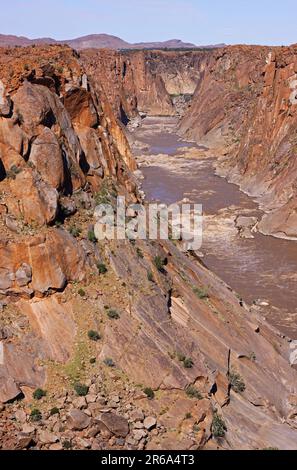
[
  {"xmin": 90, "ymin": 357, "xmax": 96, "ymax": 364},
  {"xmin": 62, "ymin": 440, "xmax": 72, "ymax": 450},
  {"xmin": 74, "ymin": 383, "xmax": 89, "ymax": 396},
  {"xmin": 193, "ymin": 424, "xmax": 200, "ymax": 433},
  {"xmin": 193, "ymin": 287, "xmax": 209, "ymax": 299},
  {"xmin": 33, "ymin": 388, "xmax": 46, "ymax": 400},
  {"xmin": 143, "ymin": 387, "xmax": 155, "ymax": 400},
  {"xmin": 88, "ymin": 330, "xmax": 101, "ymax": 342},
  {"xmin": 147, "ymin": 271, "xmax": 154, "ymax": 282},
  {"xmin": 136, "ymin": 248, "xmax": 144, "ymax": 259},
  {"xmin": 177, "ymin": 352, "xmax": 186, "ymax": 362},
  {"xmin": 103, "ymin": 357, "xmax": 115, "ymax": 367},
  {"xmin": 78, "ymin": 288, "xmax": 86, "ymax": 297},
  {"xmin": 229, "ymin": 370, "xmax": 246, "ymax": 393},
  {"xmin": 107, "ymin": 309, "xmax": 120, "ymax": 320},
  {"xmin": 212, "ymin": 412, "xmax": 227, "ymax": 438},
  {"xmin": 30, "ymin": 409, "xmax": 42, "ymax": 422},
  {"xmin": 97, "ymin": 263, "xmax": 107, "ymax": 274},
  {"xmin": 154, "ymin": 256, "xmax": 166, "ymax": 272},
  {"xmin": 186, "ymin": 385, "xmax": 202, "ymax": 400},
  {"xmin": 183, "ymin": 357, "xmax": 194, "ymax": 369},
  {"xmin": 69, "ymin": 226, "xmax": 81, "ymax": 238},
  {"xmin": 24, "ymin": 63, "xmax": 30, "ymax": 71},
  {"xmin": 88, "ymin": 229, "xmax": 97, "ymax": 243},
  {"xmin": 50, "ymin": 407, "xmax": 60, "ymax": 416},
  {"xmin": 185, "ymin": 412, "xmax": 192, "ymax": 419}
]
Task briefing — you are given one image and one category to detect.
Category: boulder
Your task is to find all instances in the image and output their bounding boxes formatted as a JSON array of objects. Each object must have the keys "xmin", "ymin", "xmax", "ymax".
[
  {"xmin": 0, "ymin": 80, "xmax": 12, "ymax": 117},
  {"xmin": 95, "ymin": 412, "xmax": 129, "ymax": 437},
  {"xmin": 143, "ymin": 416, "xmax": 157, "ymax": 430},
  {"xmin": 29, "ymin": 128, "xmax": 64, "ymax": 190},
  {"xmin": 66, "ymin": 409, "xmax": 91, "ymax": 431}
]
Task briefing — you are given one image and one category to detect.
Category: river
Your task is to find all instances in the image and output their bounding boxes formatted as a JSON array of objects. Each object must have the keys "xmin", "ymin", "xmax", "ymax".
[{"xmin": 131, "ymin": 117, "xmax": 297, "ymax": 338}]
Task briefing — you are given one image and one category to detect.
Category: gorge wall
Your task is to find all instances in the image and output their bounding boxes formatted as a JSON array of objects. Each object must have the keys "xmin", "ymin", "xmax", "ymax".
[
  {"xmin": 1, "ymin": 45, "xmax": 297, "ymax": 451},
  {"xmin": 180, "ymin": 45, "xmax": 297, "ymax": 239},
  {"xmin": 81, "ymin": 49, "xmax": 210, "ymax": 121}
]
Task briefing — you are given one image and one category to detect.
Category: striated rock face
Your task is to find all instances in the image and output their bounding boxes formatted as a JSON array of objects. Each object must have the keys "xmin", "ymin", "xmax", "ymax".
[
  {"xmin": 180, "ymin": 44, "xmax": 297, "ymax": 239},
  {"xmin": 81, "ymin": 50, "xmax": 210, "ymax": 120}
]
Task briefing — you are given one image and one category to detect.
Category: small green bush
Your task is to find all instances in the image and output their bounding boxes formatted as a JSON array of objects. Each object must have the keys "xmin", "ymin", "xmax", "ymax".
[
  {"xmin": 88, "ymin": 330, "xmax": 101, "ymax": 341},
  {"xmin": 229, "ymin": 370, "xmax": 246, "ymax": 393},
  {"xmin": 88, "ymin": 230, "xmax": 97, "ymax": 243},
  {"xmin": 193, "ymin": 287, "xmax": 209, "ymax": 299},
  {"xmin": 147, "ymin": 271, "xmax": 154, "ymax": 282},
  {"xmin": 33, "ymin": 388, "xmax": 46, "ymax": 400},
  {"xmin": 185, "ymin": 412, "xmax": 192, "ymax": 419},
  {"xmin": 69, "ymin": 226, "xmax": 81, "ymax": 238},
  {"xmin": 74, "ymin": 383, "xmax": 89, "ymax": 396},
  {"xmin": 176, "ymin": 352, "xmax": 186, "ymax": 362},
  {"xmin": 62, "ymin": 440, "xmax": 72, "ymax": 450},
  {"xmin": 136, "ymin": 248, "xmax": 144, "ymax": 259},
  {"xmin": 212, "ymin": 412, "xmax": 227, "ymax": 438},
  {"xmin": 183, "ymin": 357, "xmax": 194, "ymax": 369},
  {"xmin": 50, "ymin": 407, "xmax": 60, "ymax": 416},
  {"xmin": 97, "ymin": 263, "xmax": 107, "ymax": 274},
  {"xmin": 143, "ymin": 387, "xmax": 155, "ymax": 400},
  {"xmin": 186, "ymin": 385, "xmax": 202, "ymax": 400},
  {"xmin": 90, "ymin": 357, "xmax": 96, "ymax": 364},
  {"xmin": 30, "ymin": 409, "xmax": 42, "ymax": 422},
  {"xmin": 103, "ymin": 357, "xmax": 115, "ymax": 367},
  {"xmin": 154, "ymin": 256, "xmax": 166, "ymax": 272},
  {"xmin": 78, "ymin": 288, "xmax": 86, "ymax": 297},
  {"xmin": 107, "ymin": 309, "xmax": 120, "ymax": 320}
]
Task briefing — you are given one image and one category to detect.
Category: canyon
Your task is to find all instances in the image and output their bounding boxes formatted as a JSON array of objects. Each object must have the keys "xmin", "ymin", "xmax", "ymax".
[{"xmin": 0, "ymin": 42, "xmax": 297, "ymax": 451}]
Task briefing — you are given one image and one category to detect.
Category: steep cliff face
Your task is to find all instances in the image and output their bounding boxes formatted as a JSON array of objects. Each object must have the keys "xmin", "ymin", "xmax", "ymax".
[
  {"xmin": 81, "ymin": 49, "xmax": 210, "ymax": 120},
  {"xmin": 180, "ymin": 45, "xmax": 297, "ymax": 239}
]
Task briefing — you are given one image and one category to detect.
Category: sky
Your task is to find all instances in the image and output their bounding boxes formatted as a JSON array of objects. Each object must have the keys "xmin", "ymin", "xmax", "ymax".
[{"xmin": 1, "ymin": 0, "xmax": 296, "ymax": 46}]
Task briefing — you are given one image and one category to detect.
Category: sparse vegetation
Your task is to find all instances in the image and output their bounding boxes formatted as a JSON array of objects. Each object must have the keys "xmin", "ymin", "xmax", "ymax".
[
  {"xmin": 50, "ymin": 407, "xmax": 60, "ymax": 416},
  {"xmin": 147, "ymin": 270, "xmax": 154, "ymax": 282},
  {"xmin": 103, "ymin": 357, "xmax": 115, "ymax": 367},
  {"xmin": 88, "ymin": 229, "xmax": 97, "ymax": 243},
  {"xmin": 212, "ymin": 412, "xmax": 227, "ymax": 438},
  {"xmin": 87, "ymin": 330, "xmax": 101, "ymax": 341},
  {"xmin": 90, "ymin": 357, "xmax": 96, "ymax": 364},
  {"xmin": 6, "ymin": 165, "xmax": 22, "ymax": 180},
  {"xmin": 186, "ymin": 385, "xmax": 203, "ymax": 400},
  {"xmin": 62, "ymin": 440, "xmax": 72, "ymax": 450},
  {"xmin": 154, "ymin": 255, "xmax": 166, "ymax": 272},
  {"xmin": 78, "ymin": 288, "xmax": 86, "ymax": 297},
  {"xmin": 69, "ymin": 226, "xmax": 81, "ymax": 238},
  {"xmin": 193, "ymin": 424, "xmax": 200, "ymax": 433},
  {"xmin": 24, "ymin": 63, "xmax": 30, "ymax": 71},
  {"xmin": 30, "ymin": 409, "xmax": 42, "ymax": 422},
  {"xmin": 136, "ymin": 248, "xmax": 144, "ymax": 258},
  {"xmin": 97, "ymin": 262, "xmax": 107, "ymax": 274},
  {"xmin": 183, "ymin": 357, "xmax": 194, "ymax": 369},
  {"xmin": 33, "ymin": 388, "xmax": 46, "ymax": 400},
  {"xmin": 185, "ymin": 412, "xmax": 192, "ymax": 419},
  {"xmin": 176, "ymin": 352, "xmax": 186, "ymax": 362},
  {"xmin": 107, "ymin": 309, "xmax": 120, "ymax": 320},
  {"xmin": 193, "ymin": 287, "xmax": 209, "ymax": 299},
  {"xmin": 73, "ymin": 383, "xmax": 89, "ymax": 397},
  {"xmin": 143, "ymin": 387, "xmax": 155, "ymax": 400},
  {"xmin": 229, "ymin": 370, "xmax": 246, "ymax": 393}
]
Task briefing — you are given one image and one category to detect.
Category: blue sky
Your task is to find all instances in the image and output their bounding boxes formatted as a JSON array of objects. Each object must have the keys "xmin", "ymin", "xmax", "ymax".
[{"xmin": 1, "ymin": 0, "xmax": 296, "ymax": 46}]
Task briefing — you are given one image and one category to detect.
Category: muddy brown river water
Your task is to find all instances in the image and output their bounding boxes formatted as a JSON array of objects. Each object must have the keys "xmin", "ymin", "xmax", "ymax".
[{"xmin": 132, "ymin": 117, "xmax": 297, "ymax": 337}]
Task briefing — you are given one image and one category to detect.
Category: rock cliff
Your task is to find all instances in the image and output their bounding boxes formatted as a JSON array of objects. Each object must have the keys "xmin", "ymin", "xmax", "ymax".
[
  {"xmin": 180, "ymin": 45, "xmax": 297, "ymax": 239},
  {"xmin": 81, "ymin": 49, "xmax": 210, "ymax": 120}
]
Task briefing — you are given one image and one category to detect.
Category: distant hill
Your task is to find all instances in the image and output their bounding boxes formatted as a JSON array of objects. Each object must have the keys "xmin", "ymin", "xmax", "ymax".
[{"xmin": 0, "ymin": 33, "xmax": 225, "ymax": 50}]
